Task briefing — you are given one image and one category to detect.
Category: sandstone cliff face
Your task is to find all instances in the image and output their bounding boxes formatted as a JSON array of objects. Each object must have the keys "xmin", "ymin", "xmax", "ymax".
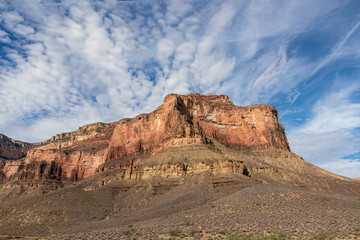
[
  {"xmin": 1, "ymin": 93, "xmax": 289, "ymax": 182},
  {"xmin": 175, "ymin": 93, "xmax": 289, "ymax": 151},
  {"xmin": 0, "ymin": 134, "xmax": 32, "ymax": 160},
  {"xmin": 2, "ymin": 123, "xmax": 114, "ymax": 181},
  {"xmin": 33, "ymin": 122, "xmax": 109, "ymax": 150}
]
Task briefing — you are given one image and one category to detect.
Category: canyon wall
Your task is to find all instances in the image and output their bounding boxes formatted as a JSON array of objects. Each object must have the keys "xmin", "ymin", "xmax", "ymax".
[{"xmin": 1, "ymin": 93, "xmax": 289, "ymax": 182}]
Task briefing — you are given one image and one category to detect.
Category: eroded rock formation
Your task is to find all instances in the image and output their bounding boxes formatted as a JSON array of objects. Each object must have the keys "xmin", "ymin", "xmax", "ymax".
[
  {"xmin": 1, "ymin": 93, "xmax": 289, "ymax": 182},
  {"xmin": 0, "ymin": 134, "xmax": 32, "ymax": 160}
]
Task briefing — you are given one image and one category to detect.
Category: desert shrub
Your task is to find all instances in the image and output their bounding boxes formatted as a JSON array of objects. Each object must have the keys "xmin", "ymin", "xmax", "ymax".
[
  {"xmin": 189, "ymin": 230, "xmax": 198, "ymax": 236},
  {"xmin": 123, "ymin": 224, "xmax": 136, "ymax": 236},
  {"xmin": 228, "ymin": 236, "xmax": 252, "ymax": 240},
  {"xmin": 221, "ymin": 231, "xmax": 289, "ymax": 240},
  {"xmin": 169, "ymin": 228, "xmax": 181, "ymax": 236},
  {"xmin": 256, "ymin": 231, "xmax": 289, "ymax": 240}
]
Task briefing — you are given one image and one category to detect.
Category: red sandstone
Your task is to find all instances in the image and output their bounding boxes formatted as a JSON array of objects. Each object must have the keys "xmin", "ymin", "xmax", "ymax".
[{"xmin": 1, "ymin": 93, "xmax": 289, "ymax": 182}]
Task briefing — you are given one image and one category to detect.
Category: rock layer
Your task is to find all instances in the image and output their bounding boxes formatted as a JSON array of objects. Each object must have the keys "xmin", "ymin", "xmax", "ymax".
[
  {"xmin": 176, "ymin": 93, "xmax": 289, "ymax": 151},
  {"xmin": 1, "ymin": 93, "xmax": 289, "ymax": 182},
  {"xmin": 0, "ymin": 134, "xmax": 32, "ymax": 160}
]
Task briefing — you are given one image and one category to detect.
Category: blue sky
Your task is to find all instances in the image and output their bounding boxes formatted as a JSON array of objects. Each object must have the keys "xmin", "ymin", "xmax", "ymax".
[{"xmin": 0, "ymin": 0, "xmax": 359, "ymax": 178}]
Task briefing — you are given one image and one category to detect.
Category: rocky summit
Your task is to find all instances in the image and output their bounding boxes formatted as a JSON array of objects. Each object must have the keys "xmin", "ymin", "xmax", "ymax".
[{"xmin": 0, "ymin": 93, "xmax": 359, "ymax": 240}]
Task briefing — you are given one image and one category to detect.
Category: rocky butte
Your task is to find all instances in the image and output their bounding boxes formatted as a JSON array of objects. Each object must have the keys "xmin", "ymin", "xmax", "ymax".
[{"xmin": 1, "ymin": 93, "xmax": 289, "ymax": 182}]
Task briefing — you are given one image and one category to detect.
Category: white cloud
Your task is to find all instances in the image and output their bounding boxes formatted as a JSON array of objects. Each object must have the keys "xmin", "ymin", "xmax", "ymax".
[
  {"xmin": 0, "ymin": 29, "xmax": 11, "ymax": 43},
  {"xmin": 288, "ymin": 84, "xmax": 360, "ymax": 178},
  {"xmin": 286, "ymin": 89, "xmax": 300, "ymax": 104},
  {"xmin": 319, "ymin": 159, "xmax": 360, "ymax": 179},
  {"xmin": 289, "ymin": 130, "xmax": 356, "ymax": 165},
  {"xmin": 301, "ymin": 85, "xmax": 360, "ymax": 134},
  {"xmin": 312, "ymin": 20, "xmax": 360, "ymax": 75},
  {"xmin": 12, "ymin": 24, "xmax": 35, "ymax": 36},
  {"xmin": 188, "ymin": 1, "xmax": 238, "ymax": 92},
  {"xmin": 157, "ymin": 38, "xmax": 175, "ymax": 62},
  {"xmin": 1, "ymin": 11, "xmax": 24, "ymax": 29},
  {"xmin": 288, "ymin": 130, "xmax": 360, "ymax": 178},
  {"xmin": 222, "ymin": 0, "xmax": 350, "ymax": 106}
]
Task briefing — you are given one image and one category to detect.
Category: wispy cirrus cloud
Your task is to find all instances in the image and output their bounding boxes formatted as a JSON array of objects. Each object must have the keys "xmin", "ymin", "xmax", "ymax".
[{"xmin": 312, "ymin": 20, "xmax": 360, "ymax": 75}]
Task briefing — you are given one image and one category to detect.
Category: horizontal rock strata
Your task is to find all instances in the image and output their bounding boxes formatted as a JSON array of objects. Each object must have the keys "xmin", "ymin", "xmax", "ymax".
[{"xmin": 1, "ymin": 93, "xmax": 289, "ymax": 182}]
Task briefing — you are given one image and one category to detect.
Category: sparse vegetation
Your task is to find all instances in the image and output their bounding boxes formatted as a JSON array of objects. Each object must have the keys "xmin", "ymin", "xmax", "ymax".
[
  {"xmin": 221, "ymin": 231, "xmax": 289, "ymax": 240},
  {"xmin": 168, "ymin": 228, "xmax": 181, "ymax": 237},
  {"xmin": 189, "ymin": 229, "xmax": 198, "ymax": 236},
  {"xmin": 122, "ymin": 224, "xmax": 136, "ymax": 236},
  {"xmin": 184, "ymin": 220, "xmax": 192, "ymax": 226},
  {"xmin": 311, "ymin": 232, "xmax": 334, "ymax": 240},
  {"xmin": 226, "ymin": 235, "xmax": 252, "ymax": 240}
]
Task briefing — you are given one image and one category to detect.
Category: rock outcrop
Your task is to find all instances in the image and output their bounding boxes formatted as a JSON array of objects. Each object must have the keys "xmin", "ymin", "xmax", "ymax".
[
  {"xmin": 1, "ymin": 93, "xmax": 289, "ymax": 182},
  {"xmin": 0, "ymin": 134, "xmax": 32, "ymax": 160},
  {"xmin": 2, "ymin": 123, "xmax": 114, "ymax": 181}
]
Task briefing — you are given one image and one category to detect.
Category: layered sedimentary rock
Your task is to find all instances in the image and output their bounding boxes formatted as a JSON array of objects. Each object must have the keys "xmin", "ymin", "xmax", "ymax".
[
  {"xmin": 175, "ymin": 94, "xmax": 289, "ymax": 150},
  {"xmin": 1, "ymin": 93, "xmax": 289, "ymax": 182},
  {"xmin": 0, "ymin": 135, "xmax": 32, "ymax": 181},
  {"xmin": 0, "ymin": 134, "xmax": 32, "ymax": 160},
  {"xmin": 2, "ymin": 123, "xmax": 114, "ymax": 181}
]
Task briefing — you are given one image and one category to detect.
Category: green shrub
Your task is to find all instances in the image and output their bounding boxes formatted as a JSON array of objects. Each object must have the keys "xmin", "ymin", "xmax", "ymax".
[{"xmin": 123, "ymin": 224, "xmax": 136, "ymax": 236}]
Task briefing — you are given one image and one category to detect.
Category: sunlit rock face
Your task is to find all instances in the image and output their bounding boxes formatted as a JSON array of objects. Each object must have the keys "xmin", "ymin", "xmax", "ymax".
[
  {"xmin": 1, "ymin": 93, "xmax": 289, "ymax": 182},
  {"xmin": 0, "ymin": 134, "xmax": 32, "ymax": 160},
  {"xmin": 174, "ymin": 93, "xmax": 290, "ymax": 151}
]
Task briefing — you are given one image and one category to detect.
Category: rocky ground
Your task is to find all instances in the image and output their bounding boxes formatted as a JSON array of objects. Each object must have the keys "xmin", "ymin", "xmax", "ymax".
[
  {"xmin": 43, "ymin": 185, "xmax": 360, "ymax": 240},
  {"xmin": 1, "ymin": 173, "xmax": 359, "ymax": 240}
]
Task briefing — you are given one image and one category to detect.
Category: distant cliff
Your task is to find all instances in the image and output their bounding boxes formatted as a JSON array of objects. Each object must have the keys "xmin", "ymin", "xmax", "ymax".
[
  {"xmin": 1, "ymin": 93, "xmax": 290, "ymax": 182},
  {"xmin": 0, "ymin": 134, "xmax": 32, "ymax": 160}
]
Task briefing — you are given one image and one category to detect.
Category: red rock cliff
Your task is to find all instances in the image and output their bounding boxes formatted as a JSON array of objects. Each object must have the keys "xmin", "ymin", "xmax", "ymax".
[
  {"xmin": 0, "ymin": 134, "xmax": 32, "ymax": 160},
  {"xmin": 1, "ymin": 93, "xmax": 289, "ymax": 182}
]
